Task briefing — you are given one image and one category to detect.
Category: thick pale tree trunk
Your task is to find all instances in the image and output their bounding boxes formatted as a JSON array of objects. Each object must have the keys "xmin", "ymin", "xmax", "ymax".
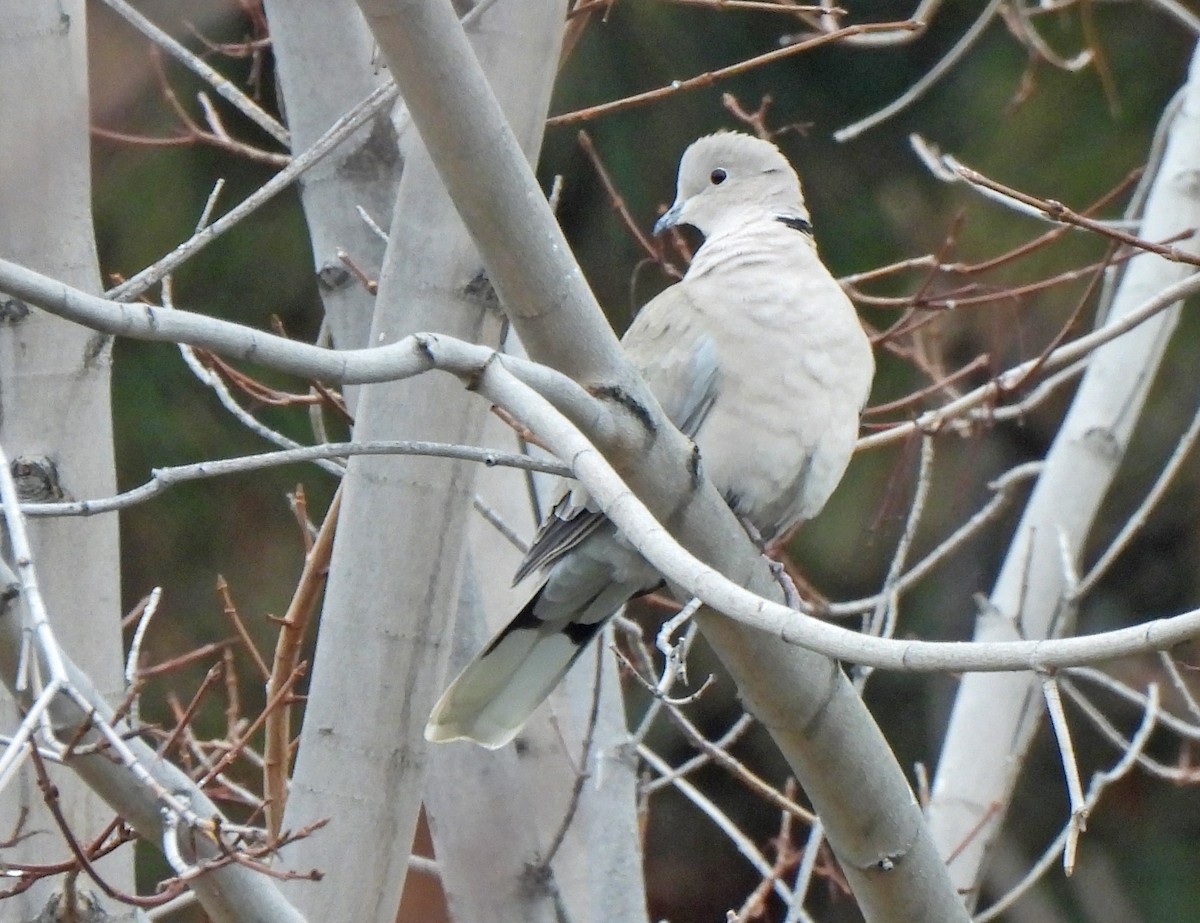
[
  {"xmin": 0, "ymin": 5, "xmax": 131, "ymax": 919},
  {"xmin": 927, "ymin": 41, "xmax": 1200, "ymax": 905},
  {"xmin": 427, "ymin": 399, "xmax": 649, "ymax": 923},
  {"xmin": 279, "ymin": 4, "xmax": 567, "ymax": 921},
  {"xmin": 263, "ymin": 0, "xmax": 398, "ymax": 362}
]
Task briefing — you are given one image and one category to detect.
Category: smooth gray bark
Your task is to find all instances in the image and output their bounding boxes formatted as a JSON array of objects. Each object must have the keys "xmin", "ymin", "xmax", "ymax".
[
  {"xmin": 431, "ymin": 398, "xmax": 649, "ymax": 923},
  {"xmin": 278, "ymin": 4, "xmax": 567, "ymax": 922},
  {"xmin": 263, "ymin": 0, "xmax": 398, "ymax": 362},
  {"xmin": 0, "ymin": 4, "xmax": 130, "ymax": 918}
]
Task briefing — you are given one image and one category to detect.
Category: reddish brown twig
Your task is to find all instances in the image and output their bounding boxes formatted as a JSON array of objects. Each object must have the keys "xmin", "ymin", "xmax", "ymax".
[
  {"xmin": 199, "ymin": 662, "xmax": 308, "ymax": 790},
  {"xmin": 158, "ymin": 662, "xmax": 226, "ymax": 763},
  {"xmin": 547, "ymin": 20, "xmax": 922, "ymax": 126},
  {"xmin": 194, "ymin": 348, "xmax": 350, "ymax": 419},
  {"xmin": 951, "ymin": 163, "xmax": 1200, "ymax": 266},
  {"xmin": 137, "ymin": 639, "xmax": 238, "ymax": 679},
  {"xmin": 863, "ymin": 354, "xmax": 993, "ymax": 420},
  {"xmin": 1001, "ymin": 242, "xmax": 1116, "ymax": 396},
  {"xmin": 92, "ymin": 47, "xmax": 288, "ymax": 166},
  {"xmin": 28, "ymin": 747, "xmax": 179, "ymax": 908},
  {"xmin": 490, "ymin": 404, "xmax": 552, "ymax": 451},
  {"xmin": 578, "ymin": 130, "xmax": 684, "ymax": 280},
  {"xmin": 264, "ymin": 486, "xmax": 342, "ymax": 838},
  {"xmin": 732, "ymin": 778, "xmax": 803, "ymax": 921},
  {"xmin": 216, "ymin": 576, "xmax": 271, "ymax": 681}
]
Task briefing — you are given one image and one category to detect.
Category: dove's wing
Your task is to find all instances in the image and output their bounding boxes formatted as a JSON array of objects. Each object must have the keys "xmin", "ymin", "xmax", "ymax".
[{"xmin": 512, "ymin": 282, "xmax": 720, "ymax": 585}]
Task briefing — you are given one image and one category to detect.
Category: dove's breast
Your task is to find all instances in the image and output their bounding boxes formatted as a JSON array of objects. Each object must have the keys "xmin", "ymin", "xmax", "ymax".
[{"xmin": 680, "ymin": 227, "xmax": 873, "ymax": 540}]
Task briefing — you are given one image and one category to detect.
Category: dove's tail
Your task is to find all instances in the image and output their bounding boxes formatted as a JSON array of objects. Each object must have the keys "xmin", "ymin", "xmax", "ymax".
[{"xmin": 424, "ymin": 587, "xmax": 603, "ymax": 749}]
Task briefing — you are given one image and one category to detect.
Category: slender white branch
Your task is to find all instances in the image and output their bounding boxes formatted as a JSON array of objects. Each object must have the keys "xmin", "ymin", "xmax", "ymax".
[
  {"xmin": 196, "ymin": 178, "xmax": 226, "ymax": 231},
  {"xmin": 833, "ymin": 0, "xmax": 1002, "ymax": 141},
  {"xmin": 1074, "ymin": 398, "xmax": 1200, "ymax": 598},
  {"xmin": 0, "ymin": 681, "xmax": 60, "ymax": 793},
  {"xmin": 866, "ymin": 436, "xmax": 934, "ymax": 634},
  {"xmin": 1060, "ymin": 677, "xmax": 1197, "ymax": 782},
  {"xmin": 124, "ymin": 586, "xmax": 162, "ymax": 727},
  {"xmin": 471, "ymin": 494, "xmax": 533, "ymax": 553},
  {"xmin": 638, "ymin": 743, "xmax": 790, "ymax": 904},
  {"xmin": 13, "ymin": 442, "xmax": 566, "ymax": 518},
  {"xmin": 355, "ymin": 204, "xmax": 390, "ymax": 242},
  {"xmin": 10, "ymin": 249, "xmax": 1200, "ymax": 481},
  {"xmin": 854, "ymin": 435, "xmax": 935, "ymax": 686},
  {"xmin": 785, "ymin": 819, "xmax": 825, "ymax": 923},
  {"xmin": 826, "ymin": 0, "xmax": 942, "ymax": 46},
  {"xmin": 105, "ymin": 80, "xmax": 398, "ymax": 301},
  {"xmin": 6, "ymin": 253, "xmax": 1200, "ymax": 672},
  {"xmin": 99, "ymin": 0, "xmax": 290, "ymax": 146},
  {"xmin": 655, "ymin": 597, "xmax": 702, "ymax": 661},
  {"xmin": 0, "ymin": 258, "xmax": 608, "ymax": 431},
  {"xmin": 973, "ymin": 683, "xmax": 1160, "ymax": 922},
  {"xmin": 857, "ymin": 269, "xmax": 1200, "ymax": 451},
  {"xmin": 1006, "ymin": 1, "xmax": 1092, "ymax": 71},
  {"xmin": 1066, "ymin": 666, "xmax": 1200, "ymax": 741},
  {"xmin": 1041, "ymin": 676, "xmax": 1086, "ymax": 874},
  {"xmin": 0, "ymin": 444, "xmax": 68, "ymax": 685},
  {"xmin": 1158, "ymin": 650, "xmax": 1200, "ymax": 726}
]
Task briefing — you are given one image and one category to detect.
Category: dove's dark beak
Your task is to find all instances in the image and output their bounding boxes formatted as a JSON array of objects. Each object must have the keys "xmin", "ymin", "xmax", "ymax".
[{"xmin": 653, "ymin": 201, "xmax": 684, "ymax": 236}]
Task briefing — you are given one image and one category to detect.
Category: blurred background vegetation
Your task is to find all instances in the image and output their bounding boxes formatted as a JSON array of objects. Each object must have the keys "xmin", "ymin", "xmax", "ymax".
[{"xmin": 85, "ymin": 2, "xmax": 1198, "ymax": 920}]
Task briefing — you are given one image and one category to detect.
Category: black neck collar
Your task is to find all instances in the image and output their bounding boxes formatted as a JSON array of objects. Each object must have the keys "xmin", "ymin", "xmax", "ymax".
[{"xmin": 776, "ymin": 214, "xmax": 813, "ymax": 235}]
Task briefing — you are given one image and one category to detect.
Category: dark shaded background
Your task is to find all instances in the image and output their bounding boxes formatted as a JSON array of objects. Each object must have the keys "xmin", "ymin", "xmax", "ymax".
[{"xmin": 85, "ymin": 2, "xmax": 1200, "ymax": 920}]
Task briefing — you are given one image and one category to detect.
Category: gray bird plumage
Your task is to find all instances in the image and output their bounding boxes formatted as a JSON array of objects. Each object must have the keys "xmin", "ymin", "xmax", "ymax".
[{"xmin": 425, "ymin": 131, "xmax": 874, "ymax": 748}]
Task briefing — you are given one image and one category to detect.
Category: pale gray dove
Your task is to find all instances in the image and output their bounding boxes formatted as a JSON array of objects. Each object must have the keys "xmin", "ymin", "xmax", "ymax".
[{"xmin": 426, "ymin": 131, "xmax": 874, "ymax": 748}]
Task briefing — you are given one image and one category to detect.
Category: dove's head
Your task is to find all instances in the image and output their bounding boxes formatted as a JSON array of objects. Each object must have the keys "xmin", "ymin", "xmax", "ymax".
[{"xmin": 654, "ymin": 131, "xmax": 810, "ymax": 237}]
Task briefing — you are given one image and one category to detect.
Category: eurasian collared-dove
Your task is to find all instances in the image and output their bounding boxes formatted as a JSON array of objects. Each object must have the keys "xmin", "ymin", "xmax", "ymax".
[{"xmin": 426, "ymin": 131, "xmax": 875, "ymax": 748}]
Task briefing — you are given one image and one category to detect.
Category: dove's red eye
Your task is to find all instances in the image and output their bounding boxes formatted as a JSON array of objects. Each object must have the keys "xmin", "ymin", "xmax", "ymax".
[{"xmin": 710, "ymin": 168, "xmax": 727, "ymax": 185}]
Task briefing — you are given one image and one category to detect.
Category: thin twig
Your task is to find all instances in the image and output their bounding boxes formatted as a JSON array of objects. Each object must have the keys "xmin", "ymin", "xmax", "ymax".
[
  {"xmin": 861, "ymin": 435, "xmax": 935, "ymax": 648},
  {"xmin": 124, "ymin": 587, "xmax": 162, "ymax": 728},
  {"xmin": 1041, "ymin": 675, "xmax": 1087, "ymax": 874},
  {"xmin": 216, "ymin": 577, "xmax": 271, "ymax": 681},
  {"xmin": 157, "ymin": 663, "xmax": 226, "ymax": 764},
  {"xmin": 547, "ymin": 20, "xmax": 920, "ymax": 126},
  {"xmin": 471, "ymin": 495, "xmax": 531, "ymax": 554},
  {"xmin": 784, "ymin": 818, "xmax": 824, "ymax": 923},
  {"xmin": 15, "ymin": 441, "xmax": 568, "ymax": 518},
  {"xmin": 638, "ymin": 743, "xmax": 791, "ymax": 903},
  {"xmin": 925, "ymin": 146, "xmax": 1200, "ymax": 267},
  {"xmin": 825, "ymin": 462, "xmax": 1041, "ymax": 618},
  {"xmin": 577, "ymin": 130, "xmax": 683, "ymax": 280},
  {"xmin": 975, "ymin": 683, "xmax": 1160, "ymax": 922},
  {"xmin": 107, "ymin": 80, "xmax": 398, "ymax": 301},
  {"xmin": 265, "ymin": 486, "xmax": 342, "ymax": 838},
  {"xmin": 1074, "ymin": 398, "xmax": 1200, "ymax": 598},
  {"xmin": 541, "ymin": 637, "xmax": 605, "ymax": 869},
  {"xmin": 198, "ymin": 664, "xmax": 307, "ymax": 789},
  {"xmin": 99, "ymin": 0, "xmax": 289, "ymax": 146},
  {"xmin": 732, "ymin": 778, "xmax": 802, "ymax": 922},
  {"xmin": 834, "ymin": 0, "xmax": 1001, "ymax": 141},
  {"xmin": 1158, "ymin": 651, "xmax": 1200, "ymax": 726}
]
